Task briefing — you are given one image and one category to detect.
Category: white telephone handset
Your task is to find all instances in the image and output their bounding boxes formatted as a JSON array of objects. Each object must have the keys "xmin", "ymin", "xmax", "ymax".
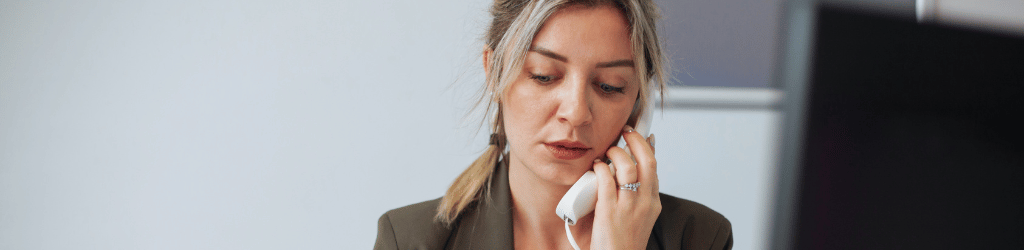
[{"xmin": 553, "ymin": 98, "xmax": 654, "ymax": 250}]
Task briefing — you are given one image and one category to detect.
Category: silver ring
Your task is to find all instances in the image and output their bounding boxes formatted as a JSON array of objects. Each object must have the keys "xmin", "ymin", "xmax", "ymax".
[{"xmin": 619, "ymin": 182, "xmax": 640, "ymax": 192}]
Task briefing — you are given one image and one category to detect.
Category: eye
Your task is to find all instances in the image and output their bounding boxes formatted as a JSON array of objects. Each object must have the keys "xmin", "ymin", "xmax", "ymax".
[
  {"xmin": 530, "ymin": 74, "xmax": 555, "ymax": 84},
  {"xmin": 597, "ymin": 82, "xmax": 625, "ymax": 94}
]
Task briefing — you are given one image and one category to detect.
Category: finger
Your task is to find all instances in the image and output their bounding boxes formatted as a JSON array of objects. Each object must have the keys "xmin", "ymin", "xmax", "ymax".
[
  {"xmin": 606, "ymin": 146, "xmax": 637, "ymax": 189},
  {"xmin": 592, "ymin": 159, "xmax": 618, "ymax": 207},
  {"xmin": 622, "ymin": 125, "xmax": 658, "ymax": 195},
  {"xmin": 646, "ymin": 134, "xmax": 659, "ymax": 194},
  {"xmin": 647, "ymin": 134, "xmax": 656, "ymax": 155}
]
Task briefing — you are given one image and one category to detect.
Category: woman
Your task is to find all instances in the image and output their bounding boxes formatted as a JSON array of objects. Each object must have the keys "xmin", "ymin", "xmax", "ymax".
[{"xmin": 374, "ymin": 0, "xmax": 732, "ymax": 249}]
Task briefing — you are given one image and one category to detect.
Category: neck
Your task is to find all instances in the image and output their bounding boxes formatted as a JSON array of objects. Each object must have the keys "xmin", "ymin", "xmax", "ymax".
[{"xmin": 508, "ymin": 155, "xmax": 592, "ymax": 249}]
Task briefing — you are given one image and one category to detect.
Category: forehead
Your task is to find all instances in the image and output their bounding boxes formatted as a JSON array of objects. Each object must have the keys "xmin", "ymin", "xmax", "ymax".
[{"xmin": 530, "ymin": 4, "xmax": 633, "ymax": 63}]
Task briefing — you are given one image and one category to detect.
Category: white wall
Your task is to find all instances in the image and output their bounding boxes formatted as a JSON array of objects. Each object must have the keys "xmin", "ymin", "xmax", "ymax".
[
  {"xmin": 931, "ymin": 0, "xmax": 1024, "ymax": 35},
  {"xmin": 650, "ymin": 109, "xmax": 779, "ymax": 250},
  {"xmin": 0, "ymin": 1, "xmax": 778, "ymax": 249}
]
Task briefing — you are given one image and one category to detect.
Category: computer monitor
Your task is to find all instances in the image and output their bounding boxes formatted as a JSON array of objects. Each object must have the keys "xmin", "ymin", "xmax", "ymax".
[{"xmin": 770, "ymin": 3, "xmax": 1024, "ymax": 249}]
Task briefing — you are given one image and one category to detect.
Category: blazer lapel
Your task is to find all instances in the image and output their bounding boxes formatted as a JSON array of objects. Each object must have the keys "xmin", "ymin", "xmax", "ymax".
[{"xmin": 447, "ymin": 160, "xmax": 514, "ymax": 249}]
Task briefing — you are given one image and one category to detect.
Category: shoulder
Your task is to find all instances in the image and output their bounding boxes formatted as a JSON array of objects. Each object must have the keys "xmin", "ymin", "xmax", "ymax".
[
  {"xmin": 374, "ymin": 197, "xmax": 454, "ymax": 250},
  {"xmin": 652, "ymin": 193, "xmax": 733, "ymax": 250}
]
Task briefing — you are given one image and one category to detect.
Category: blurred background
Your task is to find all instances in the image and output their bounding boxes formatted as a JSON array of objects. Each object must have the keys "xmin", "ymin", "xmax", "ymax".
[{"xmin": 1, "ymin": 0, "xmax": 1019, "ymax": 249}]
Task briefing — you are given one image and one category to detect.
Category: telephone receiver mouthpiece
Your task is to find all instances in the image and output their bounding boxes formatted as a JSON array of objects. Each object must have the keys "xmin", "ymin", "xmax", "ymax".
[{"xmin": 554, "ymin": 171, "xmax": 597, "ymax": 225}]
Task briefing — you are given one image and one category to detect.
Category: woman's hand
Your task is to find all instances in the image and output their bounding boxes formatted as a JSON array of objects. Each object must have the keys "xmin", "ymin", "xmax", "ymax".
[{"xmin": 591, "ymin": 125, "xmax": 661, "ymax": 250}]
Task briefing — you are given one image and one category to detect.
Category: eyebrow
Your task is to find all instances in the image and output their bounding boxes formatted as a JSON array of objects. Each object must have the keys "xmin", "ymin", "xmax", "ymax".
[
  {"xmin": 530, "ymin": 46, "xmax": 635, "ymax": 68},
  {"xmin": 596, "ymin": 59, "xmax": 635, "ymax": 68}
]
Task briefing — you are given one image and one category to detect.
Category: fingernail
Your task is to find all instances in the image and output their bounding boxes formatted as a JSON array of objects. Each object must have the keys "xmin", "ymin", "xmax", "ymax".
[
  {"xmin": 623, "ymin": 125, "xmax": 634, "ymax": 133},
  {"xmin": 594, "ymin": 158, "xmax": 602, "ymax": 163},
  {"xmin": 648, "ymin": 134, "xmax": 656, "ymax": 148}
]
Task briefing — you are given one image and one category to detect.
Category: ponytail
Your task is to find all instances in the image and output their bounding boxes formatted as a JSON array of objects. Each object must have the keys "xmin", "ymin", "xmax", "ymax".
[{"xmin": 435, "ymin": 109, "xmax": 507, "ymax": 226}]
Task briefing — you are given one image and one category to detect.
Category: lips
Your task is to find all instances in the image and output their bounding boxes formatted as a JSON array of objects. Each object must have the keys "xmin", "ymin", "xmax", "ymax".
[{"xmin": 544, "ymin": 141, "xmax": 591, "ymax": 160}]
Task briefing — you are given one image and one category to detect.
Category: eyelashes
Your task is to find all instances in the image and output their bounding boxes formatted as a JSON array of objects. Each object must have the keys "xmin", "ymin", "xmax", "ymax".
[
  {"xmin": 529, "ymin": 73, "xmax": 555, "ymax": 84},
  {"xmin": 597, "ymin": 82, "xmax": 625, "ymax": 94}
]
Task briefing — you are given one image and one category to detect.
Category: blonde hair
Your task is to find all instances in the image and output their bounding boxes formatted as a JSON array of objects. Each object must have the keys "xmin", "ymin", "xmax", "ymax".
[{"xmin": 435, "ymin": 0, "xmax": 668, "ymax": 225}]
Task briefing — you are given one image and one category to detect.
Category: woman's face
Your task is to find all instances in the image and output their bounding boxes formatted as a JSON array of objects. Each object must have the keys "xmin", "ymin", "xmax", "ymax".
[{"xmin": 502, "ymin": 4, "xmax": 639, "ymax": 186}]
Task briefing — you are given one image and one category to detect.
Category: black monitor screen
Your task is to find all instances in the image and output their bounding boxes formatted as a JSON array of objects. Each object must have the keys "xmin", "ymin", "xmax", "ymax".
[{"xmin": 789, "ymin": 6, "xmax": 1024, "ymax": 249}]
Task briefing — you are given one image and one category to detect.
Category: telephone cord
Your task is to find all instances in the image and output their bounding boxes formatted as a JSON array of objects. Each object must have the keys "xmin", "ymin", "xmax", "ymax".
[{"xmin": 564, "ymin": 220, "xmax": 582, "ymax": 250}]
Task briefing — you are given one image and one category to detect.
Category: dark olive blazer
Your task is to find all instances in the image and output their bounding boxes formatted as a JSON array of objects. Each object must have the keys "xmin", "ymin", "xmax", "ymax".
[{"xmin": 374, "ymin": 161, "xmax": 733, "ymax": 250}]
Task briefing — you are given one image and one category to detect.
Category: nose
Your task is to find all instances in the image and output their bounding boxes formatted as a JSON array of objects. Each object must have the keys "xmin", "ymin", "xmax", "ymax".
[{"xmin": 555, "ymin": 74, "xmax": 593, "ymax": 127}]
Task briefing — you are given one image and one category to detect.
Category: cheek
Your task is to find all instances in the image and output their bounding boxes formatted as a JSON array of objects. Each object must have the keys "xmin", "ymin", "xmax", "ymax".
[
  {"xmin": 593, "ymin": 99, "xmax": 636, "ymax": 146},
  {"xmin": 501, "ymin": 80, "xmax": 552, "ymax": 140}
]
